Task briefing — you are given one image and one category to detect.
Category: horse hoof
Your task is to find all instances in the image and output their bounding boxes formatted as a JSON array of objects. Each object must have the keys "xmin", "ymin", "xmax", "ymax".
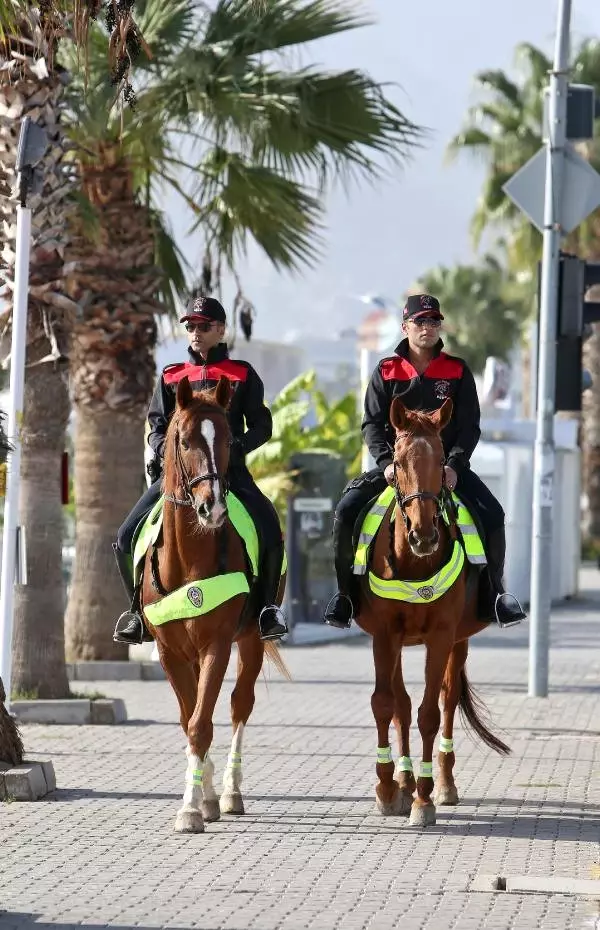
[
  {"xmin": 435, "ymin": 784, "xmax": 459, "ymax": 806},
  {"xmin": 220, "ymin": 793, "xmax": 245, "ymax": 815},
  {"xmin": 409, "ymin": 801, "xmax": 436, "ymax": 827},
  {"xmin": 202, "ymin": 799, "xmax": 221, "ymax": 822},
  {"xmin": 174, "ymin": 809, "xmax": 205, "ymax": 834},
  {"xmin": 375, "ymin": 788, "xmax": 412, "ymax": 816}
]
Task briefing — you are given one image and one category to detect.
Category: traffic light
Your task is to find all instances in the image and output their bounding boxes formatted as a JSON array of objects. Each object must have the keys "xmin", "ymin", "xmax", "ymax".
[{"xmin": 553, "ymin": 253, "xmax": 600, "ymax": 412}]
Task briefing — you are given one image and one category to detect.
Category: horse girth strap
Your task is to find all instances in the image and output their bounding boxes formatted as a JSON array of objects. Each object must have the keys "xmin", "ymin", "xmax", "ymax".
[{"xmin": 149, "ymin": 525, "xmax": 230, "ymax": 597}]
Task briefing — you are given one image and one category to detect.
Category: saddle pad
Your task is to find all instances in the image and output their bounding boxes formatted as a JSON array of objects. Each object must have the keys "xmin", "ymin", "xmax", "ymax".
[{"xmin": 132, "ymin": 492, "xmax": 260, "ymax": 587}]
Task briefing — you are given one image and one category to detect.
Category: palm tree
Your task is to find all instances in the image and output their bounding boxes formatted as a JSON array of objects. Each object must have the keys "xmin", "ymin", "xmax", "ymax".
[
  {"xmin": 448, "ymin": 39, "xmax": 600, "ymax": 541},
  {"xmin": 411, "ymin": 255, "xmax": 526, "ymax": 375},
  {"xmin": 0, "ymin": 2, "xmax": 74, "ymax": 698},
  {"xmin": 62, "ymin": 0, "xmax": 422, "ymax": 660},
  {"xmin": 0, "ymin": 0, "xmax": 153, "ymax": 694}
]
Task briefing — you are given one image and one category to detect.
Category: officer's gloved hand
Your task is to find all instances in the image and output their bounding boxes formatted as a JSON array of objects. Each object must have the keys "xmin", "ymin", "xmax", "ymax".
[{"xmin": 147, "ymin": 457, "xmax": 163, "ymax": 484}]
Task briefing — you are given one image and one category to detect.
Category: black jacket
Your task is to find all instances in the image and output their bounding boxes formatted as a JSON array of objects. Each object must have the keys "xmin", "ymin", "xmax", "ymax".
[
  {"xmin": 146, "ymin": 343, "xmax": 272, "ymax": 479},
  {"xmin": 362, "ymin": 339, "xmax": 481, "ymax": 474}
]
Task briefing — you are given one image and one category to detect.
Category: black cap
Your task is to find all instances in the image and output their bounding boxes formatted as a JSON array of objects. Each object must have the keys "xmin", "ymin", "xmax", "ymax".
[
  {"xmin": 403, "ymin": 294, "xmax": 443, "ymax": 321},
  {"xmin": 180, "ymin": 296, "xmax": 227, "ymax": 324}
]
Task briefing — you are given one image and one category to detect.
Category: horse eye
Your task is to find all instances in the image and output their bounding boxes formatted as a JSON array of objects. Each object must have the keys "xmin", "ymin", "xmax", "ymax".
[{"xmin": 180, "ymin": 438, "xmax": 190, "ymax": 451}]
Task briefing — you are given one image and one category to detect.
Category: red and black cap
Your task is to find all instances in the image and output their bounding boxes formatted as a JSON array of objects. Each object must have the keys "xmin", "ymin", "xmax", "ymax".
[
  {"xmin": 180, "ymin": 296, "xmax": 227, "ymax": 325},
  {"xmin": 403, "ymin": 294, "xmax": 444, "ymax": 321}
]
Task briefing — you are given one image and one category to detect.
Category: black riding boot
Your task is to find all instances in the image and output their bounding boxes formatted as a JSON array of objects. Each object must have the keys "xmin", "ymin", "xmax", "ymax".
[
  {"xmin": 258, "ymin": 540, "xmax": 288, "ymax": 641},
  {"xmin": 482, "ymin": 527, "xmax": 526, "ymax": 627},
  {"xmin": 112, "ymin": 544, "xmax": 153, "ymax": 645},
  {"xmin": 323, "ymin": 517, "xmax": 355, "ymax": 629}
]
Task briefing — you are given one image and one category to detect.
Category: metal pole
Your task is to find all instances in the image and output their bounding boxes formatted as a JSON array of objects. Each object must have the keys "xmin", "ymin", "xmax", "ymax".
[
  {"xmin": 360, "ymin": 347, "xmax": 371, "ymax": 473},
  {"xmin": 529, "ymin": 0, "xmax": 571, "ymax": 697},
  {"xmin": 0, "ymin": 205, "xmax": 31, "ymax": 704}
]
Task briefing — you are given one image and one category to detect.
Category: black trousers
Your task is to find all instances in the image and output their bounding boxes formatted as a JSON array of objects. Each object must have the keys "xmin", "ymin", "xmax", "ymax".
[
  {"xmin": 336, "ymin": 466, "xmax": 504, "ymax": 538},
  {"xmin": 116, "ymin": 467, "xmax": 282, "ymax": 557}
]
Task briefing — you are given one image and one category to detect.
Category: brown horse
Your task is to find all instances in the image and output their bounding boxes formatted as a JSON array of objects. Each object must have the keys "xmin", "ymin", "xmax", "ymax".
[
  {"xmin": 141, "ymin": 375, "xmax": 289, "ymax": 834},
  {"xmin": 356, "ymin": 397, "xmax": 509, "ymax": 827}
]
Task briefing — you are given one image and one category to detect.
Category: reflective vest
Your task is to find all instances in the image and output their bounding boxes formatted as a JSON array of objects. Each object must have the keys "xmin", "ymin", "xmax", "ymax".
[{"xmin": 353, "ymin": 486, "xmax": 486, "ymax": 604}]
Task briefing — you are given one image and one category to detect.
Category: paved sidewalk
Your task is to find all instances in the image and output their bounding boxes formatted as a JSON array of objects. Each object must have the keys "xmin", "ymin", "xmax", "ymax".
[{"xmin": 2, "ymin": 571, "xmax": 600, "ymax": 930}]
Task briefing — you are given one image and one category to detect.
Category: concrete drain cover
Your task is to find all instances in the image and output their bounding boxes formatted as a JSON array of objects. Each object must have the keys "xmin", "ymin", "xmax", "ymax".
[{"xmin": 471, "ymin": 875, "xmax": 600, "ymax": 898}]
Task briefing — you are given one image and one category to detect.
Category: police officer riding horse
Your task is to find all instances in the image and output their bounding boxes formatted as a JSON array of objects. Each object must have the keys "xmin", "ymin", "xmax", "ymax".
[
  {"xmin": 323, "ymin": 293, "xmax": 526, "ymax": 630},
  {"xmin": 113, "ymin": 296, "xmax": 288, "ymax": 645}
]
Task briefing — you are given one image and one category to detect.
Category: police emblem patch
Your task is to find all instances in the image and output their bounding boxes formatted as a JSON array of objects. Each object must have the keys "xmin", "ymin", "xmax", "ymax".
[
  {"xmin": 187, "ymin": 586, "xmax": 204, "ymax": 609},
  {"xmin": 434, "ymin": 379, "xmax": 450, "ymax": 400},
  {"xmin": 417, "ymin": 585, "xmax": 435, "ymax": 601}
]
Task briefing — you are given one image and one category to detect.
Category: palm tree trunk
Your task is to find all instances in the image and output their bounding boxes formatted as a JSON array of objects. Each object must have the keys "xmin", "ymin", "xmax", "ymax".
[
  {"xmin": 63, "ymin": 164, "xmax": 162, "ymax": 661},
  {"xmin": 64, "ymin": 408, "xmax": 146, "ymax": 661},
  {"xmin": 0, "ymin": 675, "xmax": 23, "ymax": 765},
  {"xmin": 11, "ymin": 317, "xmax": 70, "ymax": 699}
]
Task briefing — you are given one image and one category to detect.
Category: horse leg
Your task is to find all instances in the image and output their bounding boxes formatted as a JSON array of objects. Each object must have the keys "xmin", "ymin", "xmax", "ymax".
[
  {"xmin": 221, "ymin": 631, "xmax": 264, "ymax": 815},
  {"xmin": 174, "ymin": 639, "xmax": 232, "ymax": 834},
  {"xmin": 372, "ymin": 634, "xmax": 403, "ymax": 816},
  {"xmin": 409, "ymin": 632, "xmax": 455, "ymax": 828},
  {"xmin": 156, "ymin": 645, "xmax": 198, "ymax": 735},
  {"xmin": 391, "ymin": 646, "xmax": 416, "ymax": 815},
  {"xmin": 435, "ymin": 640, "xmax": 468, "ymax": 806}
]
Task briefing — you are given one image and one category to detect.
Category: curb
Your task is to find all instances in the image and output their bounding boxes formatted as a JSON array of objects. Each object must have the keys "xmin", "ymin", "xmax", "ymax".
[
  {"xmin": 0, "ymin": 759, "xmax": 56, "ymax": 801},
  {"xmin": 66, "ymin": 661, "xmax": 165, "ymax": 682},
  {"xmin": 10, "ymin": 698, "xmax": 127, "ymax": 725}
]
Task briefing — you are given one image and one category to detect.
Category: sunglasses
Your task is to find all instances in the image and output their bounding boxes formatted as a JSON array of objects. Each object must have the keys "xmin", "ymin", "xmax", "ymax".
[
  {"xmin": 185, "ymin": 321, "xmax": 216, "ymax": 333},
  {"xmin": 410, "ymin": 317, "xmax": 442, "ymax": 329}
]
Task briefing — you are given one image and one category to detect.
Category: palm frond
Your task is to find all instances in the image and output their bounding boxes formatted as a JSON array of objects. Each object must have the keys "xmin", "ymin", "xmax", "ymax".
[{"xmin": 204, "ymin": 0, "xmax": 370, "ymax": 55}]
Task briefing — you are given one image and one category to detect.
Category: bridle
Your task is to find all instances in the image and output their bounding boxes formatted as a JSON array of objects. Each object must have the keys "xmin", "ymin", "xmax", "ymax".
[
  {"xmin": 392, "ymin": 458, "xmax": 453, "ymax": 531},
  {"xmin": 164, "ymin": 407, "xmax": 230, "ymax": 508}
]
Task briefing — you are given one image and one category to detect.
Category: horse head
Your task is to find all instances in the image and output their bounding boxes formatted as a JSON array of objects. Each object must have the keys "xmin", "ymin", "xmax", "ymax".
[
  {"xmin": 164, "ymin": 375, "xmax": 232, "ymax": 529},
  {"xmin": 389, "ymin": 396, "xmax": 453, "ymax": 558}
]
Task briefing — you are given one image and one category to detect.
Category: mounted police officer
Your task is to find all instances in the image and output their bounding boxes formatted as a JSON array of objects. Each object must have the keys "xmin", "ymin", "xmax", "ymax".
[
  {"xmin": 113, "ymin": 296, "xmax": 288, "ymax": 645},
  {"xmin": 323, "ymin": 293, "xmax": 526, "ymax": 630}
]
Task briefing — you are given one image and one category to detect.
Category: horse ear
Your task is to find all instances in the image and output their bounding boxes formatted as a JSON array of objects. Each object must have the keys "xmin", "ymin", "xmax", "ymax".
[
  {"xmin": 430, "ymin": 397, "xmax": 453, "ymax": 431},
  {"xmin": 176, "ymin": 376, "xmax": 194, "ymax": 409},
  {"xmin": 214, "ymin": 375, "xmax": 232, "ymax": 410},
  {"xmin": 390, "ymin": 396, "xmax": 409, "ymax": 433}
]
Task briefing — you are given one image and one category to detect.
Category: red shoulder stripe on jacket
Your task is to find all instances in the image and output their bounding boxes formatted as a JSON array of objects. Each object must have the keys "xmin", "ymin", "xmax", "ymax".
[
  {"xmin": 163, "ymin": 361, "xmax": 249, "ymax": 385},
  {"xmin": 380, "ymin": 354, "xmax": 464, "ymax": 383},
  {"xmin": 426, "ymin": 355, "xmax": 464, "ymax": 380},
  {"xmin": 380, "ymin": 357, "xmax": 417, "ymax": 382}
]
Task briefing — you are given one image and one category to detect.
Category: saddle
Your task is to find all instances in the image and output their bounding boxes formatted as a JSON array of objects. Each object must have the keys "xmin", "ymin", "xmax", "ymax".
[{"xmin": 130, "ymin": 494, "xmax": 286, "ymax": 627}]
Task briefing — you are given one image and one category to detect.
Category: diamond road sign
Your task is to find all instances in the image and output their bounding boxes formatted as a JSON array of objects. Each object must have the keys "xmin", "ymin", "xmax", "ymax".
[{"xmin": 503, "ymin": 142, "xmax": 600, "ymax": 234}]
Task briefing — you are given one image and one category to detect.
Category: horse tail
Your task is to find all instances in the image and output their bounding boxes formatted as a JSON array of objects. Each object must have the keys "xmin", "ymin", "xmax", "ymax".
[
  {"xmin": 263, "ymin": 641, "xmax": 292, "ymax": 681},
  {"xmin": 458, "ymin": 667, "xmax": 510, "ymax": 756}
]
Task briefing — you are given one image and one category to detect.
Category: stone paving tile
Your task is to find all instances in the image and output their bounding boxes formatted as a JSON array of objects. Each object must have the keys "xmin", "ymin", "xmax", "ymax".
[{"xmin": 2, "ymin": 570, "xmax": 600, "ymax": 929}]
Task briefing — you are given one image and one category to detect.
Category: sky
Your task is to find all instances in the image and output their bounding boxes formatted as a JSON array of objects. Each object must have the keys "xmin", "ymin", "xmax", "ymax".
[{"xmin": 160, "ymin": 0, "xmax": 600, "ymax": 344}]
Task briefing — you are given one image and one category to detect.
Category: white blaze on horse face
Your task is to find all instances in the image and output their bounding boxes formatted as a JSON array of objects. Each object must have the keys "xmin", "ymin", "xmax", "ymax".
[{"xmin": 200, "ymin": 418, "xmax": 226, "ymax": 524}]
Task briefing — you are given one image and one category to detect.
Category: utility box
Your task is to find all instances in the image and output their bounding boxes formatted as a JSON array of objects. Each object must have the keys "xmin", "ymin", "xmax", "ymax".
[
  {"xmin": 285, "ymin": 452, "xmax": 348, "ymax": 627},
  {"xmin": 472, "ymin": 419, "xmax": 580, "ymax": 604}
]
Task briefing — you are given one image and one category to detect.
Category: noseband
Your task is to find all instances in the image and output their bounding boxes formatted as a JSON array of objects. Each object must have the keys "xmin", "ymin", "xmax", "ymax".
[{"xmin": 164, "ymin": 408, "xmax": 230, "ymax": 508}]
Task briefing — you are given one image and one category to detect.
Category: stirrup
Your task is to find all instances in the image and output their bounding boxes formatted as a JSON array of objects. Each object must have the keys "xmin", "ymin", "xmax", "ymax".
[
  {"xmin": 113, "ymin": 611, "xmax": 150, "ymax": 645},
  {"xmin": 258, "ymin": 605, "xmax": 288, "ymax": 641},
  {"xmin": 495, "ymin": 592, "xmax": 526, "ymax": 628},
  {"xmin": 323, "ymin": 593, "xmax": 354, "ymax": 629}
]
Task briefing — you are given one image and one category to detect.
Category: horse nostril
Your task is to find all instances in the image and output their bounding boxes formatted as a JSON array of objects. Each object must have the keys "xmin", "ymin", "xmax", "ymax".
[
  {"xmin": 408, "ymin": 529, "xmax": 418, "ymax": 547},
  {"xmin": 196, "ymin": 501, "xmax": 209, "ymax": 520}
]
